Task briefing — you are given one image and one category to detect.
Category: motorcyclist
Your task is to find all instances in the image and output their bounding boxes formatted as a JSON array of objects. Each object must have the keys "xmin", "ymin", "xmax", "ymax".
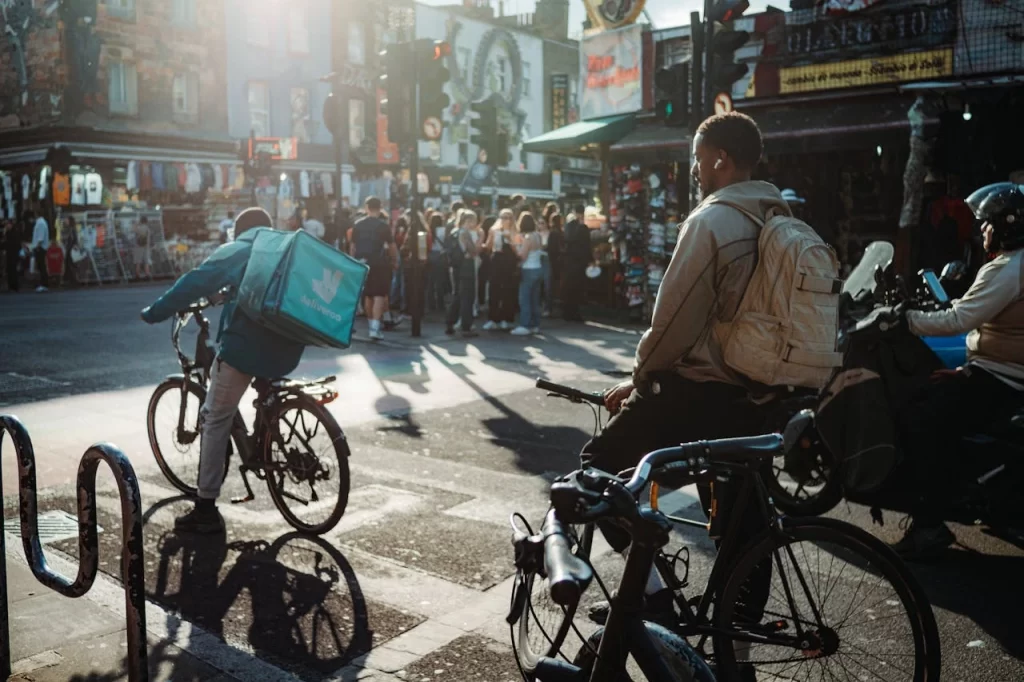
[
  {"xmin": 896, "ymin": 182, "xmax": 1024, "ymax": 560},
  {"xmin": 140, "ymin": 208, "xmax": 305, "ymax": 534}
]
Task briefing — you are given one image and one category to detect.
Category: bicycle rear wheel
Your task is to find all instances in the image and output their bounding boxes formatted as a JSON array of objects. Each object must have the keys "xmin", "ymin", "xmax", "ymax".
[
  {"xmin": 713, "ymin": 517, "xmax": 941, "ymax": 682},
  {"xmin": 264, "ymin": 396, "xmax": 350, "ymax": 535},
  {"xmin": 147, "ymin": 378, "xmax": 206, "ymax": 496}
]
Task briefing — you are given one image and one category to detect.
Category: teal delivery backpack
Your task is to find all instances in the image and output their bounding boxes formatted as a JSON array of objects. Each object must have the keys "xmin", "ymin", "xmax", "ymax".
[{"xmin": 237, "ymin": 228, "xmax": 368, "ymax": 349}]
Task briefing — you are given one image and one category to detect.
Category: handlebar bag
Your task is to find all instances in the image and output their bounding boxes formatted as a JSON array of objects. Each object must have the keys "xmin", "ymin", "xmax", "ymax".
[{"xmin": 237, "ymin": 228, "xmax": 368, "ymax": 349}]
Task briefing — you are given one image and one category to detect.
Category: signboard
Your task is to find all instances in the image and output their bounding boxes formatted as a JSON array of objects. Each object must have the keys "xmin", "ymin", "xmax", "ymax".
[
  {"xmin": 423, "ymin": 116, "xmax": 443, "ymax": 141},
  {"xmin": 582, "ymin": 0, "xmax": 646, "ymax": 33},
  {"xmin": 713, "ymin": 92, "xmax": 734, "ymax": 114},
  {"xmin": 551, "ymin": 74, "xmax": 570, "ymax": 130},
  {"xmin": 580, "ymin": 24, "xmax": 644, "ymax": 121},
  {"xmin": 459, "ymin": 161, "xmax": 492, "ymax": 198},
  {"xmin": 248, "ymin": 137, "xmax": 298, "ymax": 160},
  {"xmin": 778, "ymin": 48, "xmax": 953, "ymax": 94}
]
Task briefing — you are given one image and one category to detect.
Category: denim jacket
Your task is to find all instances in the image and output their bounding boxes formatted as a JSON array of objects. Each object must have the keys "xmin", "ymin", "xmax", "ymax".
[{"xmin": 141, "ymin": 229, "xmax": 305, "ymax": 379}]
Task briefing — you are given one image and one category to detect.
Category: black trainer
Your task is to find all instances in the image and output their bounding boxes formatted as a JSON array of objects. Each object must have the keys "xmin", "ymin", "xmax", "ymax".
[
  {"xmin": 174, "ymin": 500, "xmax": 225, "ymax": 534},
  {"xmin": 587, "ymin": 588, "xmax": 677, "ymax": 627}
]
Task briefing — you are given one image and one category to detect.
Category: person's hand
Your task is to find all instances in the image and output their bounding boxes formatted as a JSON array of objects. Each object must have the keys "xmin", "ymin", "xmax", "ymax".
[{"xmin": 604, "ymin": 379, "xmax": 634, "ymax": 415}]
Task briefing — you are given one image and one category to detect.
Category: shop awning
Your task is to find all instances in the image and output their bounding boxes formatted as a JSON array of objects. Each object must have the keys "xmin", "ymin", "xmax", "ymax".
[
  {"xmin": 610, "ymin": 123, "xmax": 689, "ymax": 156},
  {"xmin": 522, "ymin": 115, "xmax": 635, "ymax": 157}
]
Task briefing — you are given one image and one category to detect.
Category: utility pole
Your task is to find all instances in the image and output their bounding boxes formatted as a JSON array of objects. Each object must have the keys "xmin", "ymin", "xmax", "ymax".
[
  {"xmin": 689, "ymin": 11, "xmax": 704, "ymax": 214},
  {"xmin": 409, "ymin": 78, "xmax": 423, "ymax": 337}
]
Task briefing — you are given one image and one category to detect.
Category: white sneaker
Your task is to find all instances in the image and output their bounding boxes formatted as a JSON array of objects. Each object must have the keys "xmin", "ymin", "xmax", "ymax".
[
  {"xmin": 500, "ymin": 321, "xmax": 510, "ymax": 331},
  {"xmin": 510, "ymin": 326, "xmax": 532, "ymax": 336},
  {"xmin": 36, "ymin": 286, "xmax": 47, "ymax": 293},
  {"xmin": 482, "ymin": 320, "xmax": 498, "ymax": 331},
  {"xmin": 369, "ymin": 329, "xmax": 384, "ymax": 341},
  {"xmin": 531, "ymin": 327, "xmax": 541, "ymax": 334}
]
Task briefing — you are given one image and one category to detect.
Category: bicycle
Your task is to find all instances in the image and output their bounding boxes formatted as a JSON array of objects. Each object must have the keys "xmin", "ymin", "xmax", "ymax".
[
  {"xmin": 145, "ymin": 292, "xmax": 351, "ymax": 535},
  {"xmin": 514, "ymin": 378, "xmax": 941, "ymax": 681}
]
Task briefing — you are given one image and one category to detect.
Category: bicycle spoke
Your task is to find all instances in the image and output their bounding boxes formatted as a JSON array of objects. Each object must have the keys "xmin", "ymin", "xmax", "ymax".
[{"xmin": 837, "ymin": 648, "xmax": 902, "ymax": 682}]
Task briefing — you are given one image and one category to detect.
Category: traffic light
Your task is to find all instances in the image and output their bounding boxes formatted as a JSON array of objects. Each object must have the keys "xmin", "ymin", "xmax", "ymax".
[
  {"xmin": 380, "ymin": 42, "xmax": 413, "ymax": 148},
  {"xmin": 654, "ymin": 62, "xmax": 688, "ymax": 127},
  {"xmin": 708, "ymin": 0, "xmax": 750, "ymax": 97},
  {"xmin": 492, "ymin": 131, "xmax": 510, "ymax": 168},
  {"xmin": 469, "ymin": 96, "xmax": 499, "ymax": 164},
  {"xmin": 418, "ymin": 40, "xmax": 451, "ymax": 139}
]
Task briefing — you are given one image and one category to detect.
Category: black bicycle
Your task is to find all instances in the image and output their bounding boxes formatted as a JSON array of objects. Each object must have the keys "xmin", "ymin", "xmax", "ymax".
[
  {"xmin": 514, "ymin": 378, "xmax": 941, "ymax": 682},
  {"xmin": 146, "ymin": 292, "xmax": 351, "ymax": 534}
]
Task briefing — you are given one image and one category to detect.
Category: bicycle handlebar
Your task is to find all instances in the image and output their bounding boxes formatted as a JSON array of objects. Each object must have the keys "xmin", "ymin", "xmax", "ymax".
[
  {"xmin": 541, "ymin": 509, "xmax": 593, "ymax": 607},
  {"xmin": 535, "ymin": 378, "xmax": 606, "ymax": 407}
]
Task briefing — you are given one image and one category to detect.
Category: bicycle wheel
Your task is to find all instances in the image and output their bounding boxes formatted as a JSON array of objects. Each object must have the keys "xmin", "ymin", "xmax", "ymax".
[
  {"xmin": 713, "ymin": 517, "xmax": 941, "ymax": 682},
  {"xmin": 148, "ymin": 378, "xmax": 207, "ymax": 495},
  {"xmin": 763, "ymin": 439, "xmax": 843, "ymax": 517},
  {"xmin": 264, "ymin": 396, "xmax": 350, "ymax": 535}
]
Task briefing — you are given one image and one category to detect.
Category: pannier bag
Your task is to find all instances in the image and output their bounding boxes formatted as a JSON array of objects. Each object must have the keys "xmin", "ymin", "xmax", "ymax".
[{"xmin": 238, "ymin": 228, "xmax": 368, "ymax": 348}]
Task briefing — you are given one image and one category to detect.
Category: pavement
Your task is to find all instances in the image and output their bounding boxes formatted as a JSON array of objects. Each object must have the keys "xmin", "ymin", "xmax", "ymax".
[{"xmin": 2, "ymin": 284, "xmax": 1024, "ymax": 681}]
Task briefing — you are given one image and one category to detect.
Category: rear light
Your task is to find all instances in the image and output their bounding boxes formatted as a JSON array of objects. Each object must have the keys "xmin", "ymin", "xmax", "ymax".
[{"xmin": 316, "ymin": 391, "xmax": 338, "ymax": 405}]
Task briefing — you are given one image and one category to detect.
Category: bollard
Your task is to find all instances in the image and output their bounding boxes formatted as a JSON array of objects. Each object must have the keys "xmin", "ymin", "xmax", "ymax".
[{"xmin": 0, "ymin": 415, "xmax": 148, "ymax": 681}]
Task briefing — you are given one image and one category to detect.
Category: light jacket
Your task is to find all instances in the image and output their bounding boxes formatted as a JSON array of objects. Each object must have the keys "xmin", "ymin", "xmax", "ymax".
[
  {"xmin": 908, "ymin": 249, "xmax": 1024, "ymax": 387},
  {"xmin": 141, "ymin": 229, "xmax": 304, "ymax": 379},
  {"xmin": 634, "ymin": 181, "xmax": 791, "ymax": 389}
]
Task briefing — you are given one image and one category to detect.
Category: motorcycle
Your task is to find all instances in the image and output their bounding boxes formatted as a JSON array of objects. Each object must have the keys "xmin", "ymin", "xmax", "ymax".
[{"xmin": 779, "ymin": 244, "xmax": 1024, "ymax": 531}]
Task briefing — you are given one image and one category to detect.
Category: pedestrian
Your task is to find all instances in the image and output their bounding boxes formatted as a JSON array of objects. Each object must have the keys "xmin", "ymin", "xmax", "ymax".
[
  {"xmin": 511, "ymin": 212, "xmax": 544, "ymax": 336},
  {"xmin": 426, "ymin": 213, "xmax": 448, "ymax": 312},
  {"xmin": 348, "ymin": 196, "xmax": 397, "ymax": 341},
  {"xmin": 562, "ymin": 203, "xmax": 590, "ymax": 321},
  {"xmin": 3, "ymin": 218, "xmax": 21, "ymax": 292},
  {"xmin": 134, "ymin": 216, "xmax": 151, "ymax": 280},
  {"xmin": 27, "ymin": 210, "xmax": 50, "ymax": 292},
  {"xmin": 537, "ymin": 214, "xmax": 553, "ymax": 318},
  {"xmin": 510, "ymin": 193, "xmax": 528, "ymax": 220},
  {"xmin": 218, "ymin": 210, "xmax": 235, "ymax": 243},
  {"xmin": 482, "ymin": 209, "xmax": 517, "ymax": 330},
  {"xmin": 445, "ymin": 208, "xmax": 480, "ymax": 338},
  {"xmin": 302, "ymin": 215, "xmax": 326, "ymax": 241},
  {"xmin": 476, "ymin": 216, "xmax": 493, "ymax": 317},
  {"xmin": 547, "ymin": 213, "xmax": 566, "ymax": 316},
  {"xmin": 62, "ymin": 214, "xmax": 80, "ymax": 288}
]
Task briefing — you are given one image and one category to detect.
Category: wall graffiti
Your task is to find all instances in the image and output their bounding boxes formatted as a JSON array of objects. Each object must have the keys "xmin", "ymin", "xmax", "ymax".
[
  {"xmin": 1, "ymin": 0, "xmax": 33, "ymax": 108},
  {"xmin": 0, "ymin": 0, "xmax": 63, "ymax": 126}
]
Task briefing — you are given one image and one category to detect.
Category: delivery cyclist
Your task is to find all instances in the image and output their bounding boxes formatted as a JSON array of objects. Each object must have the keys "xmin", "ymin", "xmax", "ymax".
[
  {"xmin": 140, "ymin": 208, "xmax": 305, "ymax": 534},
  {"xmin": 896, "ymin": 181, "xmax": 1024, "ymax": 560}
]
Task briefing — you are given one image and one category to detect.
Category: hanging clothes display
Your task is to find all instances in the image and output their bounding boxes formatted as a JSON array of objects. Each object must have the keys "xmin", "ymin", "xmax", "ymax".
[
  {"xmin": 126, "ymin": 160, "xmax": 139, "ymax": 191},
  {"xmin": 38, "ymin": 166, "xmax": 51, "ymax": 200},
  {"xmin": 85, "ymin": 172, "xmax": 103, "ymax": 205},
  {"xmin": 71, "ymin": 173, "xmax": 87, "ymax": 205},
  {"xmin": 299, "ymin": 170, "xmax": 311, "ymax": 198},
  {"xmin": 185, "ymin": 163, "xmax": 202, "ymax": 193},
  {"xmin": 52, "ymin": 172, "xmax": 71, "ymax": 206},
  {"xmin": 21, "ymin": 174, "xmax": 31, "ymax": 201}
]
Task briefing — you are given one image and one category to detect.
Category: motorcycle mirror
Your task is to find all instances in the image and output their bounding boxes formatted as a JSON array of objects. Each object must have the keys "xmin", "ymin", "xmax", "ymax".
[{"xmin": 940, "ymin": 261, "xmax": 967, "ymax": 282}]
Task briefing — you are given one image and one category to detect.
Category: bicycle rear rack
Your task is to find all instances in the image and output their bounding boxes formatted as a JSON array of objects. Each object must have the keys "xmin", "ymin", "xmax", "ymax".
[{"xmin": 0, "ymin": 415, "xmax": 148, "ymax": 681}]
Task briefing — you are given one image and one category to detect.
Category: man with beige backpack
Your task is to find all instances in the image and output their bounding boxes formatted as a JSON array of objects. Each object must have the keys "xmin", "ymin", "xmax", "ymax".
[{"xmin": 583, "ymin": 112, "xmax": 842, "ymax": 630}]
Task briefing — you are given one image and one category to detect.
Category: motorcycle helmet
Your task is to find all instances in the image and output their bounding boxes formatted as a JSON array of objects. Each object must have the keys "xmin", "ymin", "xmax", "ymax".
[{"xmin": 966, "ymin": 182, "xmax": 1024, "ymax": 252}]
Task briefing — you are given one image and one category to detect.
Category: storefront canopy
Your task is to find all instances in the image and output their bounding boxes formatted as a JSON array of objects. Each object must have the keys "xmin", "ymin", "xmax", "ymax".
[
  {"xmin": 610, "ymin": 123, "xmax": 689, "ymax": 158},
  {"xmin": 522, "ymin": 114, "xmax": 635, "ymax": 157}
]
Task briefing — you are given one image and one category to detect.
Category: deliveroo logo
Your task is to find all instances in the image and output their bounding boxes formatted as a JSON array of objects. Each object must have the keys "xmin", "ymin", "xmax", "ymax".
[{"xmin": 312, "ymin": 269, "xmax": 343, "ymax": 304}]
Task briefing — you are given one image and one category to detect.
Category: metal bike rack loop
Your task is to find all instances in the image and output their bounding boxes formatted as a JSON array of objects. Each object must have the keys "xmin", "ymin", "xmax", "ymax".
[{"xmin": 0, "ymin": 415, "xmax": 148, "ymax": 681}]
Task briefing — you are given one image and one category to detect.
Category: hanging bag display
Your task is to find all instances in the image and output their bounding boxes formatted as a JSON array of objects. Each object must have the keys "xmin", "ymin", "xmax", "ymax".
[{"xmin": 237, "ymin": 228, "xmax": 368, "ymax": 349}]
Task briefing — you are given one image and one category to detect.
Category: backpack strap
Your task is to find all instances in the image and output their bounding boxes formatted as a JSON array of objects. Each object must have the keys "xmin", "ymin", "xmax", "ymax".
[{"xmin": 706, "ymin": 198, "xmax": 766, "ymax": 229}]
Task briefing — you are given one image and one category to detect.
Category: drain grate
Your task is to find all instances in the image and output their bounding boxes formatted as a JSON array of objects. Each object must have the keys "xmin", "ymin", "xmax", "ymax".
[{"xmin": 3, "ymin": 510, "xmax": 102, "ymax": 545}]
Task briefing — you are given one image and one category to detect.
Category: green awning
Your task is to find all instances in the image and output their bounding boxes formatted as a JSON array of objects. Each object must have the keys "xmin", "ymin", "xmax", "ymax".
[{"xmin": 521, "ymin": 114, "xmax": 635, "ymax": 157}]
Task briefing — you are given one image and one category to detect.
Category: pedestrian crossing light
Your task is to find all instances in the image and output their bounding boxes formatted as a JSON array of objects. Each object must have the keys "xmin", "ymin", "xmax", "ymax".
[
  {"xmin": 380, "ymin": 42, "xmax": 413, "ymax": 148},
  {"xmin": 419, "ymin": 40, "xmax": 452, "ymax": 139},
  {"xmin": 655, "ymin": 62, "xmax": 688, "ymax": 127},
  {"xmin": 469, "ymin": 96, "xmax": 500, "ymax": 165},
  {"xmin": 708, "ymin": 0, "xmax": 751, "ymax": 96}
]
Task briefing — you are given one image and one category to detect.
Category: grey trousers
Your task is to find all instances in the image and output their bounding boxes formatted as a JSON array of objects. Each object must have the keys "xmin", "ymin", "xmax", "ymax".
[{"xmin": 198, "ymin": 359, "xmax": 252, "ymax": 500}]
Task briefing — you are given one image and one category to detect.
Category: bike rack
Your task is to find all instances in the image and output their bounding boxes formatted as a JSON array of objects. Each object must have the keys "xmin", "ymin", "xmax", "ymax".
[{"xmin": 0, "ymin": 415, "xmax": 148, "ymax": 681}]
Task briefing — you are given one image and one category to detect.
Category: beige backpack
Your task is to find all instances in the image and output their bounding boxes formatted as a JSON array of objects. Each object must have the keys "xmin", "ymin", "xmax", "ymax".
[{"xmin": 712, "ymin": 201, "xmax": 843, "ymax": 390}]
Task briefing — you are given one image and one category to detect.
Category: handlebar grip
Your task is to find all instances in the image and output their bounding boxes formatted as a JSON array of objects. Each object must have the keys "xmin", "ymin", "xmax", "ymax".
[
  {"xmin": 535, "ymin": 378, "xmax": 605, "ymax": 406},
  {"xmin": 541, "ymin": 510, "xmax": 593, "ymax": 607}
]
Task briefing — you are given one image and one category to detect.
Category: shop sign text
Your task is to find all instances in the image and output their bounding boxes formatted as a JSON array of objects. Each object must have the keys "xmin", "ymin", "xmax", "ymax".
[{"xmin": 779, "ymin": 48, "xmax": 953, "ymax": 94}]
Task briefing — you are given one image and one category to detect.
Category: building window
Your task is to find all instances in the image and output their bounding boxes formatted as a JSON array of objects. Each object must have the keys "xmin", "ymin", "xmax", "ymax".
[
  {"xmin": 247, "ymin": 11, "xmax": 270, "ymax": 47},
  {"xmin": 522, "ymin": 61, "xmax": 532, "ymax": 97},
  {"xmin": 348, "ymin": 23, "xmax": 366, "ymax": 65},
  {"xmin": 288, "ymin": 7, "xmax": 310, "ymax": 54},
  {"xmin": 458, "ymin": 143, "xmax": 469, "ymax": 167},
  {"xmin": 108, "ymin": 61, "xmax": 138, "ymax": 116},
  {"xmin": 173, "ymin": 72, "xmax": 199, "ymax": 122},
  {"xmin": 106, "ymin": 0, "xmax": 136, "ymax": 20},
  {"xmin": 171, "ymin": 0, "xmax": 197, "ymax": 26},
  {"xmin": 248, "ymin": 82, "xmax": 271, "ymax": 136},
  {"xmin": 349, "ymin": 99, "xmax": 366, "ymax": 150}
]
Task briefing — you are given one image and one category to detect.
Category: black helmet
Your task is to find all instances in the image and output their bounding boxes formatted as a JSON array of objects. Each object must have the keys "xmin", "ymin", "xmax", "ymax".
[{"xmin": 966, "ymin": 182, "xmax": 1024, "ymax": 252}]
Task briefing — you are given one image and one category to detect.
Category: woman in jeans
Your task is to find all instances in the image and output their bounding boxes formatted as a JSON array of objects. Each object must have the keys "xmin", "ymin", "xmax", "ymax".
[
  {"xmin": 511, "ymin": 213, "xmax": 544, "ymax": 336},
  {"xmin": 482, "ymin": 209, "xmax": 518, "ymax": 330}
]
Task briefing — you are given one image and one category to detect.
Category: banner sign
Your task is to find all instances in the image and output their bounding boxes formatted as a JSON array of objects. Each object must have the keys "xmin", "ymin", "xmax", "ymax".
[
  {"xmin": 551, "ymin": 74, "xmax": 570, "ymax": 131},
  {"xmin": 778, "ymin": 48, "xmax": 953, "ymax": 94},
  {"xmin": 785, "ymin": 0, "xmax": 957, "ymax": 59},
  {"xmin": 580, "ymin": 24, "xmax": 644, "ymax": 121},
  {"xmin": 249, "ymin": 137, "xmax": 298, "ymax": 160}
]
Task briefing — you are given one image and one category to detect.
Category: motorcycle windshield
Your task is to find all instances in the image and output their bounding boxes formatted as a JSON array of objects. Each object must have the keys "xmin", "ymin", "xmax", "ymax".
[{"xmin": 843, "ymin": 241, "xmax": 895, "ymax": 300}]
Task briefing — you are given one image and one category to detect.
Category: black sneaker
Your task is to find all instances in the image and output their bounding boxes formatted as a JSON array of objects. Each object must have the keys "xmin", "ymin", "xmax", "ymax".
[
  {"xmin": 174, "ymin": 502, "xmax": 225, "ymax": 534},
  {"xmin": 890, "ymin": 518, "xmax": 954, "ymax": 561},
  {"xmin": 587, "ymin": 588, "xmax": 677, "ymax": 627}
]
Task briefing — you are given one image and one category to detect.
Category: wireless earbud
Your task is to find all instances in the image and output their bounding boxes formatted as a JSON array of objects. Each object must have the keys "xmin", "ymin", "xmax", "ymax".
[{"xmin": 714, "ymin": 159, "xmax": 724, "ymax": 170}]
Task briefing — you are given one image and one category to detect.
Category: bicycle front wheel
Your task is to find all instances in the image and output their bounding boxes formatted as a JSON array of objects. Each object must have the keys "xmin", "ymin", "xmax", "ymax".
[
  {"xmin": 264, "ymin": 396, "xmax": 351, "ymax": 535},
  {"xmin": 713, "ymin": 517, "xmax": 941, "ymax": 682},
  {"xmin": 147, "ymin": 378, "xmax": 206, "ymax": 496}
]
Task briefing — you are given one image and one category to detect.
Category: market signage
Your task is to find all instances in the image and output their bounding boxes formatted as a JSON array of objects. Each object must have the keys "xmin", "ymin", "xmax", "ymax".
[
  {"xmin": 785, "ymin": 0, "xmax": 957, "ymax": 58},
  {"xmin": 779, "ymin": 48, "xmax": 953, "ymax": 93},
  {"xmin": 551, "ymin": 74, "xmax": 569, "ymax": 130},
  {"xmin": 579, "ymin": 24, "xmax": 644, "ymax": 120}
]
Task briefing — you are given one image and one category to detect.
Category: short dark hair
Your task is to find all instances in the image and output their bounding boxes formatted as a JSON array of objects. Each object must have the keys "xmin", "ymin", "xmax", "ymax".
[
  {"xmin": 697, "ymin": 112, "xmax": 763, "ymax": 170},
  {"xmin": 517, "ymin": 212, "xmax": 537, "ymax": 234},
  {"xmin": 511, "ymin": 193, "xmax": 526, "ymax": 204},
  {"xmin": 572, "ymin": 203, "xmax": 585, "ymax": 216},
  {"xmin": 234, "ymin": 207, "xmax": 273, "ymax": 237},
  {"xmin": 450, "ymin": 201, "xmax": 466, "ymax": 215},
  {"xmin": 365, "ymin": 196, "xmax": 382, "ymax": 211},
  {"xmin": 227, "ymin": 211, "xmax": 235, "ymax": 219},
  {"xmin": 429, "ymin": 213, "xmax": 444, "ymax": 229}
]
